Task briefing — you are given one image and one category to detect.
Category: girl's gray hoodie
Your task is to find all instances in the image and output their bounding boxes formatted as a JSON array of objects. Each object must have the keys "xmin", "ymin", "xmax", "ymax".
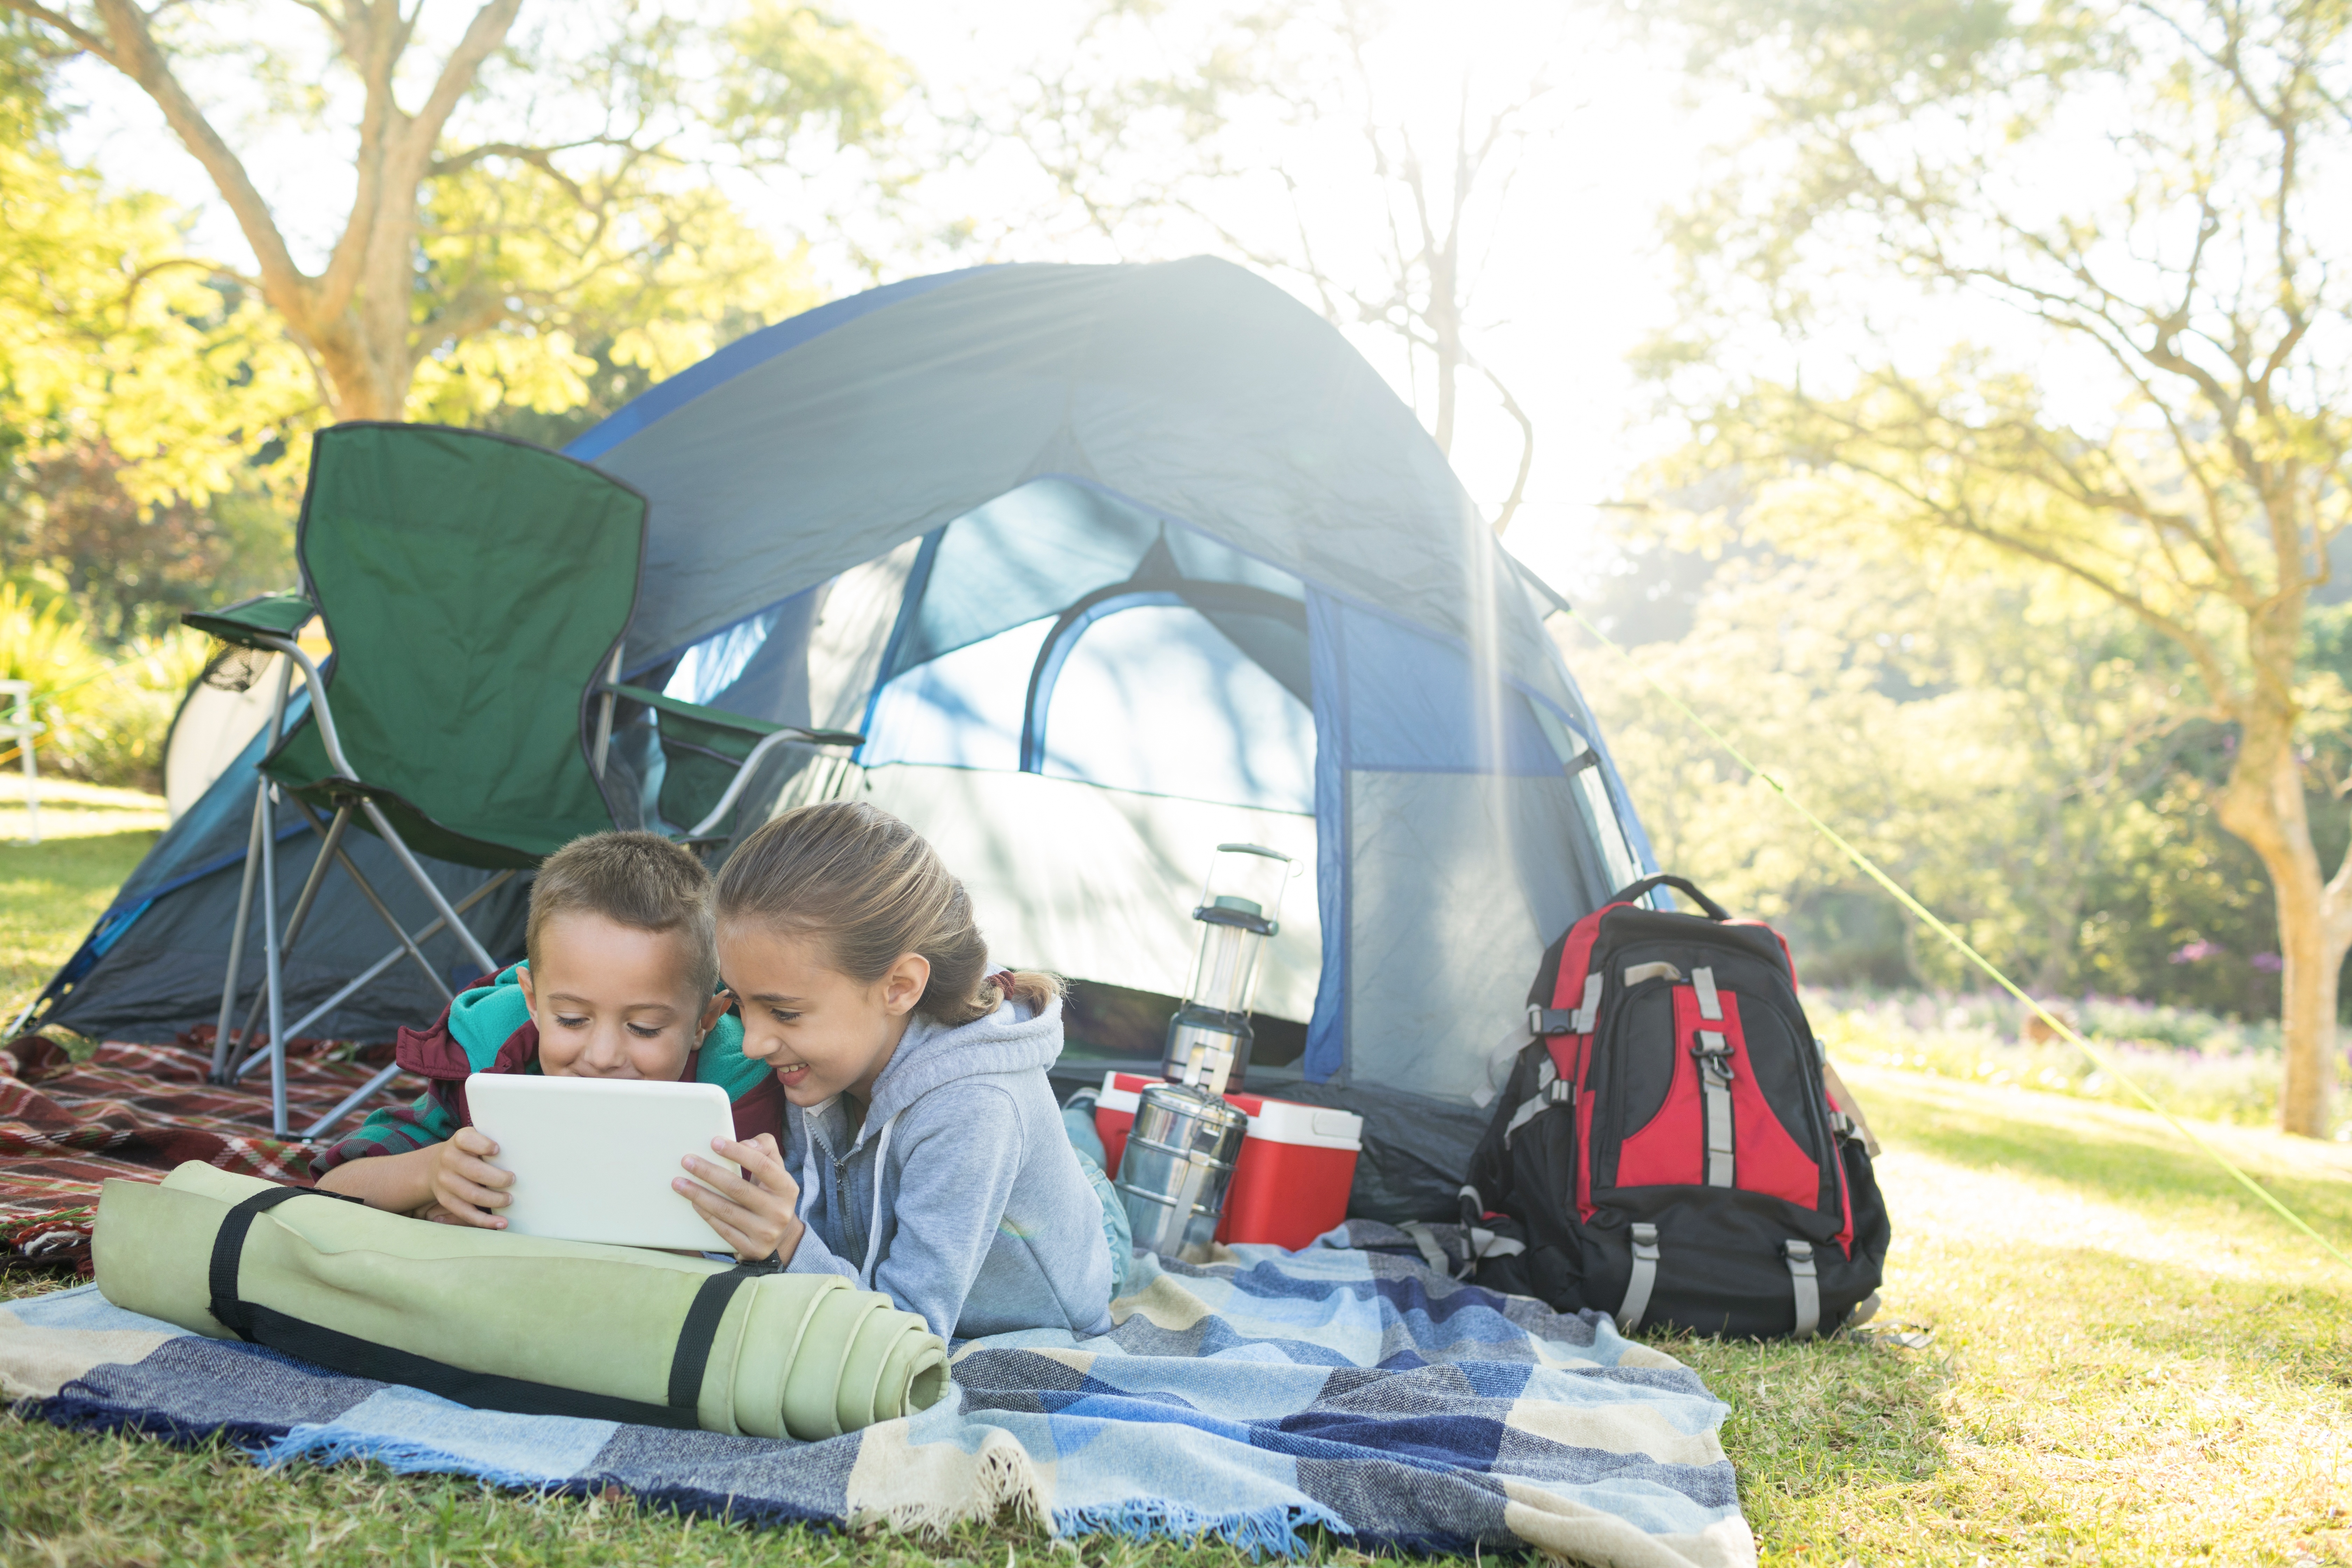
[{"xmin": 781, "ymin": 994, "xmax": 1115, "ymax": 1340}]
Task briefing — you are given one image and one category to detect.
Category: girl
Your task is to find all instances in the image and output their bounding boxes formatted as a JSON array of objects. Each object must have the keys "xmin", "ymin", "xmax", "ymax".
[{"xmin": 701, "ymin": 800, "xmax": 1122, "ymax": 1340}]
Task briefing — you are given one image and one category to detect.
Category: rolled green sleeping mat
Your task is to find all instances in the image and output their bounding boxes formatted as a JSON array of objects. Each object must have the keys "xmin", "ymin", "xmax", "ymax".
[{"xmin": 92, "ymin": 1164, "xmax": 949, "ymax": 1440}]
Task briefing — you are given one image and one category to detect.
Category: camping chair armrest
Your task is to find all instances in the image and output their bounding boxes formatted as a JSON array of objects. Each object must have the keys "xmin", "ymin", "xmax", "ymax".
[
  {"xmin": 605, "ymin": 682, "xmax": 862, "ymax": 841},
  {"xmin": 183, "ymin": 591, "xmax": 315, "ymax": 650},
  {"xmin": 603, "ymin": 682, "xmax": 864, "ymax": 748},
  {"xmin": 249, "ymin": 634, "xmax": 358, "ymax": 782}
]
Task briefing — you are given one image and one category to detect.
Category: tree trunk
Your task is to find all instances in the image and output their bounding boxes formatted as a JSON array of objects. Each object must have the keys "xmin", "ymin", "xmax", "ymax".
[
  {"xmin": 2033, "ymin": 886, "xmax": 2083, "ymax": 997},
  {"xmin": 1429, "ymin": 296, "xmax": 1460, "ymax": 457},
  {"xmin": 303, "ymin": 318, "xmax": 410, "ymax": 422},
  {"xmin": 2215, "ymin": 694, "xmax": 2339, "ymax": 1136}
]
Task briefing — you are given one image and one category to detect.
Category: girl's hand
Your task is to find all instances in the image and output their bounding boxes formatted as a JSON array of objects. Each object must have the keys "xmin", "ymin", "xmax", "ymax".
[
  {"xmin": 678, "ymin": 1133, "xmax": 803, "ymax": 1265},
  {"xmin": 425, "ymin": 1126, "xmax": 512, "ymax": 1228}
]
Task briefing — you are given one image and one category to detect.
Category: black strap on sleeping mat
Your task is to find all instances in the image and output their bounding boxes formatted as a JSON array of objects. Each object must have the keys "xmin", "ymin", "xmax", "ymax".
[
  {"xmin": 666, "ymin": 1265, "xmax": 762, "ymax": 1414},
  {"xmin": 206, "ymin": 1186, "xmax": 362, "ymax": 1341}
]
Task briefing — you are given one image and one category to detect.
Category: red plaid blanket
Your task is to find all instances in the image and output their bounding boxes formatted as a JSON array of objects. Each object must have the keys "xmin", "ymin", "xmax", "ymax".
[{"xmin": 0, "ymin": 1035, "xmax": 414, "ymax": 1270}]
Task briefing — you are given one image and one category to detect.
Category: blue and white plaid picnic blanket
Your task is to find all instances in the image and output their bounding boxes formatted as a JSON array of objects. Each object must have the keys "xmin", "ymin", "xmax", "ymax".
[{"xmin": 0, "ymin": 1223, "xmax": 1752, "ymax": 1567}]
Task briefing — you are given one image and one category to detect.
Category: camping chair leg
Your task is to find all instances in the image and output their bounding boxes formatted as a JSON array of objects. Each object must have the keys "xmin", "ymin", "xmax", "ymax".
[
  {"xmin": 208, "ymin": 783, "xmax": 269, "ymax": 1082},
  {"xmin": 256, "ymin": 785, "xmax": 290, "ymax": 1137},
  {"xmin": 279, "ymin": 804, "xmax": 352, "ymax": 956},
  {"xmin": 303, "ymin": 1059, "xmax": 408, "ymax": 1143},
  {"xmin": 220, "ymin": 804, "xmax": 352, "ymax": 1082},
  {"xmin": 357, "ymin": 799, "xmax": 498, "ymax": 979},
  {"xmin": 233, "ymin": 869, "xmax": 515, "ymax": 1091},
  {"xmin": 211, "ymin": 651, "xmax": 295, "ymax": 1085},
  {"xmin": 280, "ymin": 797, "xmax": 458, "ymax": 1007}
]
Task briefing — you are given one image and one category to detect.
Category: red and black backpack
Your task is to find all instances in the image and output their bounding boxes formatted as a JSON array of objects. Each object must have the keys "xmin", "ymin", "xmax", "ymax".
[{"xmin": 1462, "ymin": 874, "xmax": 1889, "ymax": 1339}]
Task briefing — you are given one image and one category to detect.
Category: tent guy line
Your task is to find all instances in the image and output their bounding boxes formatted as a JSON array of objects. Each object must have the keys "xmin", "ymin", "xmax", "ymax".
[{"xmin": 1567, "ymin": 604, "xmax": 2352, "ymax": 1276}]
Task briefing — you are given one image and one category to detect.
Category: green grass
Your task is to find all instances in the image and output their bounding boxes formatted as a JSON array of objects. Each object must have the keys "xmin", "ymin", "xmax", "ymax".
[
  {"xmin": 1670, "ymin": 1066, "xmax": 2352, "ymax": 1564},
  {"xmin": 0, "ymin": 782, "xmax": 166, "ymax": 1023},
  {"xmin": 4, "ymin": 818, "xmax": 2349, "ymax": 1563}
]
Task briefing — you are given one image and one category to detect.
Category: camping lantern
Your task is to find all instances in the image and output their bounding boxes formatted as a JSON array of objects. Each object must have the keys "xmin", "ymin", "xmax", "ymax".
[{"xmin": 1160, "ymin": 843, "xmax": 1294, "ymax": 1094}]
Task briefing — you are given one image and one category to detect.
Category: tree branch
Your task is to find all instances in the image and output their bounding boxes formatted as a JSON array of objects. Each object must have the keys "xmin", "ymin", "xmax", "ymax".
[
  {"xmin": 0, "ymin": 0, "xmax": 118, "ymax": 64},
  {"xmin": 85, "ymin": 0, "xmax": 316, "ymax": 329},
  {"xmin": 1464, "ymin": 348, "xmax": 1533, "ymax": 536}
]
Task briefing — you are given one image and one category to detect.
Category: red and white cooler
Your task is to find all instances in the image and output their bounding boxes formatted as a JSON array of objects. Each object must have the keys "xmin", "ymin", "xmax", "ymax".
[{"xmin": 1094, "ymin": 1071, "xmax": 1364, "ymax": 1251}]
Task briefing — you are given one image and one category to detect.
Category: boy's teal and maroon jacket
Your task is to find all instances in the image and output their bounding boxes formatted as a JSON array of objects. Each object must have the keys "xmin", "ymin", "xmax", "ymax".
[{"xmin": 312, "ymin": 965, "xmax": 783, "ymax": 1172}]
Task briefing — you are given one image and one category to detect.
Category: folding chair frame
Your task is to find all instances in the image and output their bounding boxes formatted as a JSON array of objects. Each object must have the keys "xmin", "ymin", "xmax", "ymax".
[{"xmin": 208, "ymin": 635, "xmax": 505, "ymax": 1137}]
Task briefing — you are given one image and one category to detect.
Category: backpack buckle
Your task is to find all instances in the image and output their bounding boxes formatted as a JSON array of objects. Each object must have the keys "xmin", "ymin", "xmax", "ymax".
[
  {"xmin": 1691, "ymin": 1029, "xmax": 1734, "ymax": 1085},
  {"xmin": 1532, "ymin": 972, "xmax": 1605, "ymax": 1037}
]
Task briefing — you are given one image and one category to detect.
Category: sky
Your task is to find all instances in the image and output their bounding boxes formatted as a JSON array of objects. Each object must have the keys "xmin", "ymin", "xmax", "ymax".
[{"xmin": 49, "ymin": 1, "xmax": 1725, "ymax": 597}]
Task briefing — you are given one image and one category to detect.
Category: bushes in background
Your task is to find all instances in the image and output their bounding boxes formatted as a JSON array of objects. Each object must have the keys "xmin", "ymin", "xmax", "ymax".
[
  {"xmin": 1816, "ymin": 988, "xmax": 2343, "ymax": 1140},
  {"xmin": 0, "ymin": 582, "xmax": 206, "ymax": 790}
]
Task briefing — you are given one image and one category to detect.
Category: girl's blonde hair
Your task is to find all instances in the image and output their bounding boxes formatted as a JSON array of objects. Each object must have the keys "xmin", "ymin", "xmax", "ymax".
[{"xmin": 714, "ymin": 800, "xmax": 1060, "ymax": 1024}]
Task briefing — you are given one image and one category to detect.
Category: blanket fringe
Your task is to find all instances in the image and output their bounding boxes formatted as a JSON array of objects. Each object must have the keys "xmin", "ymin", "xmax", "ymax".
[
  {"xmin": 257, "ymin": 1427, "xmax": 576, "ymax": 1490},
  {"xmin": 1052, "ymin": 1499, "xmax": 1336, "ymax": 1560},
  {"xmin": 854, "ymin": 1432, "xmax": 1043, "ymax": 1540}
]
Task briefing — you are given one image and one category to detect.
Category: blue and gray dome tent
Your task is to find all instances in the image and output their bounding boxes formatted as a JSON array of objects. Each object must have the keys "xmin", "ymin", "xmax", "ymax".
[{"xmin": 31, "ymin": 258, "xmax": 1656, "ymax": 1208}]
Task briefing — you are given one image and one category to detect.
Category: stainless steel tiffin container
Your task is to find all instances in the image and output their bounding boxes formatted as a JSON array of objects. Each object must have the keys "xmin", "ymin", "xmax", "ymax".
[{"xmin": 1114, "ymin": 1081, "xmax": 1249, "ymax": 1263}]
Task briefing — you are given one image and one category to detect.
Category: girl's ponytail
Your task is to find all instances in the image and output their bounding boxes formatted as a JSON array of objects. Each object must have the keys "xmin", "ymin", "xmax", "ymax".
[
  {"xmin": 983, "ymin": 969, "xmax": 1066, "ymax": 1016},
  {"xmin": 715, "ymin": 801, "xmax": 1060, "ymax": 1026}
]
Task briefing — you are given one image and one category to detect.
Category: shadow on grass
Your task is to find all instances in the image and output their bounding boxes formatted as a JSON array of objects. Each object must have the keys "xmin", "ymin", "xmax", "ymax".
[{"xmin": 1863, "ymin": 1072, "xmax": 2352, "ymax": 1237}]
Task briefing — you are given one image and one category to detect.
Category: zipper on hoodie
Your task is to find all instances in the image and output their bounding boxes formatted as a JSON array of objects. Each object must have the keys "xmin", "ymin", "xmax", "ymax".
[{"xmin": 834, "ymin": 1151, "xmax": 859, "ymax": 1264}]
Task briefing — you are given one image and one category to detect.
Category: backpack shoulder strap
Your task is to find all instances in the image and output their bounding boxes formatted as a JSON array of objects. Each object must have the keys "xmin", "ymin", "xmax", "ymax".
[{"xmin": 1530, "ymin": 902, "xmax": 1626, "ymax": 1072}]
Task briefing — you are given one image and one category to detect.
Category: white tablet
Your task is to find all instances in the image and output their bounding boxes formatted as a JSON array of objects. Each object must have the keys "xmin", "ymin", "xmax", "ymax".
[{"xmin": 464, "ymin": 1074, "xmax": 738, "ymax": 1250}]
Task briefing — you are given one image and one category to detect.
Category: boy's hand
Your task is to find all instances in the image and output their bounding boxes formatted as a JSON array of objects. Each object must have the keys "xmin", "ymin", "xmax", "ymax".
[
  {"xmin": 424, "ymin": 1126, "xmax": 513, "ymax": 1228},
  {"xmin": 678, "ymin": 1133, "xmax": 803, "ymax": 1265}
]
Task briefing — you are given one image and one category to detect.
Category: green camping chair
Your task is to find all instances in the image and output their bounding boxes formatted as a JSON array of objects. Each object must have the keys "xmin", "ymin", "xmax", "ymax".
[{"xmin": 186, "ymin": 423, "xmax": 858, "ymax": 1139}]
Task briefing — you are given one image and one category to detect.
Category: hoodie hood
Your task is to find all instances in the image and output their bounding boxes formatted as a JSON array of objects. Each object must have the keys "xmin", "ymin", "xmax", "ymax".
[
  {"xmin": 394, "ymin": 964, "xmax": 536, "ymax": 1082},
  {"xmin": 854, "ymin": 994, "xmax": 1064, "ymax": 1143}
]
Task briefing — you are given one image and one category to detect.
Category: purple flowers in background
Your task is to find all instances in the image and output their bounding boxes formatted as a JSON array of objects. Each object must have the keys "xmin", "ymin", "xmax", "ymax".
[{"xmin": 2168, "ymin": 940, "xmax": 2283, "ymax": 971}]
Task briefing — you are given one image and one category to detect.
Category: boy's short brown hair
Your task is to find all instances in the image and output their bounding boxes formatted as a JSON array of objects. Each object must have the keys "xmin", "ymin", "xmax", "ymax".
[{"xmin": 526, "ymin": 832, "xmax": 719, "ymax": 998}]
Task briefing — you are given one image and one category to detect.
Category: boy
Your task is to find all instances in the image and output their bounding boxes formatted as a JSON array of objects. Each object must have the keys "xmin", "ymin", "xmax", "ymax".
[{"xmin": 315, "ymin": 831, "xmax": 798, "ymax": 1262}]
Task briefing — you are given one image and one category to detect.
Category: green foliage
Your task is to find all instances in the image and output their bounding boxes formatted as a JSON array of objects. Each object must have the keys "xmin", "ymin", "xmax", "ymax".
[
  {"xmin": 4, "ymin": 444, "xmax": 295, "ymax": 643},
  {"xmin": 405, "ymin": 161, "xmax": 826, "ymax": 430},
  {"xmin": 1588, "ymin": 545, "xmax": 2161, "ymax": 979},
  {"xmin": 0, "ymin": 584, "xmax": 207, "ymax": 787},
  {"xmin": 0, "ymin": 17, "xmax": 303, "ymax": 649},
  {"xmin": 719, "ymin": 0, "xmax": 910, "ymax": 154},
  {"xmin": 0, "ymin": 22, "xmax": 312, "ymax": 507}
]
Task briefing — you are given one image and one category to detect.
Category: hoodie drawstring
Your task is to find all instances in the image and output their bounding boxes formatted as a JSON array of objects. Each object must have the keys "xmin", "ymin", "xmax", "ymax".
[
  {"xmin": 798, "ymin": 1136, "xmax": 820, "ymax": 1224},
  {"xmin": 860, "ymin": 1112, "xmax": 898, "ymax": 1288}
]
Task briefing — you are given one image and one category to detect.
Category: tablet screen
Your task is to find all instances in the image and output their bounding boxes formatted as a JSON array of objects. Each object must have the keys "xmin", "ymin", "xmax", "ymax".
[{"xmin": 465, "ymin": 1074, "xmax": 738, "ymax": 1250}]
